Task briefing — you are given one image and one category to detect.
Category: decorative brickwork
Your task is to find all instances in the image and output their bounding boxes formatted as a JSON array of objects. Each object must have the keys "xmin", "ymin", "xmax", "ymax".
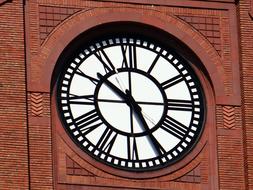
[
  {"xmin": 175, "ymin": 165, "xmax": 201, "ymax": 183},
  {"xmin": 30, "ymin": 93, "xmax": 43, "ymax": 116},
  {"xmin": 66, "ymin": 156, "xmax": 94, "ymax": 176},
  {"xmin": 217, "ymin": 105, "xmax": 242, "ymax": 130},
  {"xmin": 28, "ymin": 92, "xmax": 51, "ymax": 117},
  {"xmin": 222, "ymin": 106, "xmax": 236, "ymax": 129},
  {"xmin": 216, "ymin": 105, "xmax": 245, "ymax": 189},
  {"xmin": 39, "ymin": 5, "xmax": 81, "ymax": 44},
  {"xmin": 178, "ymin": 15, "xmax": 221, "ymax": 55}
]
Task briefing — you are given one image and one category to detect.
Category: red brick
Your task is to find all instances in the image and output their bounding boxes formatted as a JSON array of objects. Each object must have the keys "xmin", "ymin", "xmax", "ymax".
[{"xmin": 1, "ymin": 0, "xmax": 250, "ymax": 189}]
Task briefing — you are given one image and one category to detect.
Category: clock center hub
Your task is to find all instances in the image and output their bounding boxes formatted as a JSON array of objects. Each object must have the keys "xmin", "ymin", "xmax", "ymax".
[{"xmin": 95, "ymin": 69, "xmax": 166, "ymax": 136}]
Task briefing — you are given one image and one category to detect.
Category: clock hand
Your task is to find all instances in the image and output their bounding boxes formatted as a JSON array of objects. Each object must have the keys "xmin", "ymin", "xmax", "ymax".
[
  {"xmin": 125, "ymin": 90, "xmax": 165, "ymax": 156},
  {"xmin": 98, "ymin": 73, "xmax": 157, "ymax": 131},
  {"xmin": 97, "ymin": 73, "xmax": 130, "ymax": 107}
]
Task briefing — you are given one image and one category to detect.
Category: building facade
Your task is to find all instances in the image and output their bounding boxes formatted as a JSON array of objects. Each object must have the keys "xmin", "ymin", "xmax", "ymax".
[{"xmin": 0, "ymin": 0, "xmax": 253, "ymax": 189}]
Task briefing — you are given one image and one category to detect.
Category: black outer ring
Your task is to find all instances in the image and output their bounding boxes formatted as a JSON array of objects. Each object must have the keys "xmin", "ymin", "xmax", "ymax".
[{"xmin": 56, "ymin": 34, "xmax": 206, "ymax": 172}]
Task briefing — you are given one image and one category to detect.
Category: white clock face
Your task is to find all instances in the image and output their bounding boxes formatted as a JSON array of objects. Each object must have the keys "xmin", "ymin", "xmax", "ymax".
[{"xmin": 57, "ymin": 36, "xmax": 205, "ymax": 171}]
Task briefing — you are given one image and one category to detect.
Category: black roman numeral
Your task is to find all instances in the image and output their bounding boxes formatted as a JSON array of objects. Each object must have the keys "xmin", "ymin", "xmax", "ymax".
[
  {"xmin": 96, "ymin": 128, "xmax": 118, "ymax": 154},
  {"xmin": 74, "ymin": 109, "xmax": 101, "ymax": 130},
  {"xmin": 167, "ymin": 99, "xmax": 193, "ymax": 111},
  {"xmin": 127, "ymin": 137, "xmax": 139, "ymax": 160},
  {"xmin": 94, "ymin": 49, "xmax": 115, "ymax": 73},
  {"xmin": 76, "ymin": 68, "xmax": 99, "ymax": 85},
  {"xmin": 121, "ymin": 44, "xmax": 137, "ymax": 69},
  {"xmin": 161, "ymin": 75, "xmax": 184, "ymax": 89},
  {"xmin": 67, "ymin": 94, "xmax": 95, "ymax": 105},
  {"xmin": 121, "ymin": 45, "xmax": 128, "ymax": 68},
  {"xmin": 80, "ymin": 121, "xmax": 102, "ymax": 135},
  {"xmin": 161, "ymin": 115, "xmax": 188, "ymax": 139},
  {"xmin": 147, "ymin": 54, "xmax": 160, "ymax": 74}
]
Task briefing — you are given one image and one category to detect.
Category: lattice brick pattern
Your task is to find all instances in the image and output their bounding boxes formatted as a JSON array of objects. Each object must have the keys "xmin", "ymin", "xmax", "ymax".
[
  {"xmin": 223, "ymin": 106, "xmax": 236, "ymax": 129},
  {"xmin": 175, "ymin": 165, "xmax": 201, "ymax": 183},
  {"xmin": 178, "ymin": 16, "xmax": 221, "ymax": 55},
  {"xmin": 30, "ymin": 93, "xmax": 43, "ymax": 116},
  {"xmin": 39, "ymin": 5, "xmax": 81, "ymax": 44},
  {"xmin": 66, "ymin": 156, "xmax": 94, "ymax": 176}
]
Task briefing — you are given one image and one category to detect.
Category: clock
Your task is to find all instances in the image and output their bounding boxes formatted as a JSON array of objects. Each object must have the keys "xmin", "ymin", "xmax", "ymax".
[{"xmin": 57, "ymin": 35, "xmax": 205, "ymax": 171}]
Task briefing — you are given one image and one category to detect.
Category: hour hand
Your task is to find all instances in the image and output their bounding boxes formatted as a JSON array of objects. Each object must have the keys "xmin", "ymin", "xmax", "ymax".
[
  {"xmin": 97, "ymin": 73, "xmax": 129, "ymax": 105},
  {"xmin": 125, "ymin": 90, "xmax": 165, "ymax": 155}
]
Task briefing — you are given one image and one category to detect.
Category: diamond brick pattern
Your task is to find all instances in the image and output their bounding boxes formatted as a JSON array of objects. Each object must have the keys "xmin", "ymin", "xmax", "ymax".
[
  {"xmin": 178, "ymin": 15, "xmax": 221, "ymax": 55},
  {"xmin": 175, "ymin": 165, "xmax": 201, "ymax": 183},
  {"xmin": 31, "ymin": 93, "xmax": 43, "ymax": 116},
  {"xmin": 223, "ymin": 106, "xmax": 236, "ymax": 129},
  {"xmin": 39, "ymin": 5, "xmax": 81, "ymax": 44}
]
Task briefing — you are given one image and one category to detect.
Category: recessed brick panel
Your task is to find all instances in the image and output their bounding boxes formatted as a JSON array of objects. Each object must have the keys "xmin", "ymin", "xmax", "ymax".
[
  {"xmin": 178, "ymin": 15, "xmax": 221, "ymax": 55},
  {"xmin": 175, "ymin": 165, "xmax": 201, "ymax": 183},
  {"xmin": 66, "ymin": 155, "xmax": 94, "ymax": 176},
  {"xmin": 39, "ymin": 5, "xmax": 82, "ymax": 44}
]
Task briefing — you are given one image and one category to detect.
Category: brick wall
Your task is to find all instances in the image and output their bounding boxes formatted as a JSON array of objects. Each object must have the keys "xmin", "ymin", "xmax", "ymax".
[
  {"xmin": 0, "ymin": 0, "xmax": 28, "ymax": 190},
  {"xmin": 25, "ymin": 0, "xmax": 243, "ymax": 189},
  {"xmin": 0, "ymin": 0, "xmax": 252, "ymax": 189}
]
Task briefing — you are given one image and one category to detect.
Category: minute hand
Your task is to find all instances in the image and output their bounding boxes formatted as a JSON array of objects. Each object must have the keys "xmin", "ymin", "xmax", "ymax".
[
  {"xmin": 125, "ymin": 90, "xmax": 165, "ymax": 156},
  {"xmin": 97, "ymin": 73, "xmax": 130, "ymax": 106}
]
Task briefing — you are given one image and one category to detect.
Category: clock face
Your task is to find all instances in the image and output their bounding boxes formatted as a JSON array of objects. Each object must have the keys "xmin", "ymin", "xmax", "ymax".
[{"xmin": 57, "ymin": 36, "xmax": 205, "ymax": 171}]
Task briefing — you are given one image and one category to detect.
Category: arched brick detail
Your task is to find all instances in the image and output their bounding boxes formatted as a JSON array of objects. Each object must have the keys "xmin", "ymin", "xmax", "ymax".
[
  {"xmin": 30, "ymin": 7, "xmax": 225, "ymax": 102},
  {"xmin": 46, "ymin": 7, "xmax": 218, "ymax": 180}
]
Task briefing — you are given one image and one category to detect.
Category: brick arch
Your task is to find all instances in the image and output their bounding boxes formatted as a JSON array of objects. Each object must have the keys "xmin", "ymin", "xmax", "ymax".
[
  {"xmin": 46, "ymin": 7, "xmax": 219, "ymax": 179},
  {"xmin": 35, "ymin": 7, "xmax": 225, "ymax": 100}
]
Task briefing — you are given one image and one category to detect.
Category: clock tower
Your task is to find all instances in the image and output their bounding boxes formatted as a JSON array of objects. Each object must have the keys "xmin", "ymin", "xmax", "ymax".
[{"xmin": 1, "ymin": 0, "xmax": 253, "ymax": 189}]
